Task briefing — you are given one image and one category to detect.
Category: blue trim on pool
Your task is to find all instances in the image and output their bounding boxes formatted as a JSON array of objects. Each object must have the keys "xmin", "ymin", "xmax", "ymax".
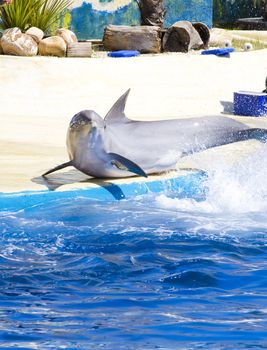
[{"xmin": 0, "ymin": 171, "xmax": 206, "ymax": 212}]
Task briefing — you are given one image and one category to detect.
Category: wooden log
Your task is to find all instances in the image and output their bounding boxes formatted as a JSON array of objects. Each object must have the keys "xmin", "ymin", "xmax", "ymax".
[
  {"xmin": 136, "ymin": 0, "xmax": 165, "ymax": 27},
  {"xmin": 162, "ymin": 21, "xmax": 203, "ymax": 53},
  {"xmin": 192, "ymin": 22, "xmax": 210, "ymax": 48},
  {"xmin": 67, "ymin": 42, "xmax": 92, "ymax": 57},
  {"xmin": 103, "ymin": 25, "xmax": 161, "ymax": 54}
]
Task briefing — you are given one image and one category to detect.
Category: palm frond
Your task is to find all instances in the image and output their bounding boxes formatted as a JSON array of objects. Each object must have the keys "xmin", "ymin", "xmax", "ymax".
[{"xmin": 0, "ymin": 0, "xmax": 73, "ymax": 33}]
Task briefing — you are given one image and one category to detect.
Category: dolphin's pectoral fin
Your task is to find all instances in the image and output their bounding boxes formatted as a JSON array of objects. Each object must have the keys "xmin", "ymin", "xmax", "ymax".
[
  {"xmin": 104, "ymin": 89, "xmax": 132, "ymax": 124},
  {"xmin": 108, "ymin": 152, "xmax": 148, "ymax": 178},
  {"xmin": 42, "ymin": 161, "xmax": 73, "ymax": 177}
]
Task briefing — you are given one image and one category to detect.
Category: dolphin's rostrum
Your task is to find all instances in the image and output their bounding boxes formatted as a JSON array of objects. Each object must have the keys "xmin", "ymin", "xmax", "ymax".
[{"xmin": 43, "ymin": 89, "xmax": 267, "ymax": 179}]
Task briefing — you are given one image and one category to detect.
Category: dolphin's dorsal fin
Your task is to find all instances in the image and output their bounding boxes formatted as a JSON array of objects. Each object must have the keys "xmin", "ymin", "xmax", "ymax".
[{"xmin": 104, "ymin": 89, "xmax": 131, "ymax": 124}]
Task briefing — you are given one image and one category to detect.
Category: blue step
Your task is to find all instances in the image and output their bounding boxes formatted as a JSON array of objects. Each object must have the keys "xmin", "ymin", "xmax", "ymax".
[{"xmin": 234, "ymin": 91, "xmax": 267, "ymax": 117}]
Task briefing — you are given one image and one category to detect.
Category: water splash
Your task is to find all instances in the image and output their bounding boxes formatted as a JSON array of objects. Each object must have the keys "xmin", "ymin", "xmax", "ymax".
[
  {"xmin": 156, "ymin": 145, "xmax": 267, "ymax": 236},
  {"xmin": 158, "ymin": 145, "xmax": 267, "ymax": 214}
]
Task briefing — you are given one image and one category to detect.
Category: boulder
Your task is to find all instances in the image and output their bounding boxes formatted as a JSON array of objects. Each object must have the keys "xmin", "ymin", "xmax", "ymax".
[
  {"xmin": 0, "ymin": 27, "xmax": 38, "ymax": 56},
  {"xmin": 38, "ymin": 36, "xmax": 67, "ymax": 57},
  {"xmin": 103, "ymin": 25, "xmax": 161, "ymax": 54},
  {"xmin": 209, "ymin": 28, "xmax": 232, "ymax": 47},
  {"xmin": 162, "ymin": 21, "xmax": 203, "ymax": 52},
  {"xmin": 56, "ymin": 28, "xmax": 78, "ymax": 45},
  {"xmin": 25, "ymin": 27, "xmax": 44, "ymax": 43}
]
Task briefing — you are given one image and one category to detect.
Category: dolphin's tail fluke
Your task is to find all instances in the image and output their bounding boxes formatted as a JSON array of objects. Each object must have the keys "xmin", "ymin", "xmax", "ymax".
[
  {"xmin": 235, "ymin": 128, "xmax": 267, "ymax": 143},
  {"xmin": 42, "ymin": 161, "xmax": 73, "ymax": 177}
]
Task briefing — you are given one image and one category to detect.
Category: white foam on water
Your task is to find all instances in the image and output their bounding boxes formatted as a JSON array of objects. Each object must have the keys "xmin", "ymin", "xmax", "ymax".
[{"xmin": 155, "ymin": 145, "xmax": 267, "ymax": 234}]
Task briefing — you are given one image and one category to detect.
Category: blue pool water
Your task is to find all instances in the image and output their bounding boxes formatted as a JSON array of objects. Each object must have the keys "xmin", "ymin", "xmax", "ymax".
[{"xmin": 0, "ymin": 151, "xmax": 267, "ymax": 349}]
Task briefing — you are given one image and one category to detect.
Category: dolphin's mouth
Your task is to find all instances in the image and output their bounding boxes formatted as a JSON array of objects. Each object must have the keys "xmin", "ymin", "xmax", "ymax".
[{"xmin": 69, "ymin": 113, "xmax": 92, "ymax": 131}]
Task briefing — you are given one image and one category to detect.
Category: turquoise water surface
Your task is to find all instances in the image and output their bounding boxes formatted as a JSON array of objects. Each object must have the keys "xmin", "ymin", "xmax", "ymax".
[{"xmin": 0, "ymin": 150, "xmax": 267, "ymax": 349}]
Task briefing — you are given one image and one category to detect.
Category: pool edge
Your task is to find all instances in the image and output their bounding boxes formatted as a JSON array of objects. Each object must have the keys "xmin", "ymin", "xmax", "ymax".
[{"xmin": 0, "ymin": 171, "xmax": 207, "ymax": 211}]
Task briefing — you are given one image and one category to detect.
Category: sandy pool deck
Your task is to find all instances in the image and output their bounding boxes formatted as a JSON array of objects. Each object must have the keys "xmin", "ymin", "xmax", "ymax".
[{"xmin": 1, "ymin": 49, "xmax": 267, "ymax": 193}]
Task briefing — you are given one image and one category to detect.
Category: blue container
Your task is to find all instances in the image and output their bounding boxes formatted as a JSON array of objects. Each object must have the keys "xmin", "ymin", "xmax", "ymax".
[{"xmin": 234, "ymin": 91, "xmax": 267, "ymax": 117}]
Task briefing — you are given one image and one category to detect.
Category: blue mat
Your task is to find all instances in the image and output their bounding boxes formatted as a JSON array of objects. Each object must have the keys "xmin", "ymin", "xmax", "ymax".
[
  {"xmin": 108, "ymin": 50, "xmax": 140, "ymax": 58},
  {"xmin": 201, "ymin": 47, "xmax": 235, "ymax": 57}
]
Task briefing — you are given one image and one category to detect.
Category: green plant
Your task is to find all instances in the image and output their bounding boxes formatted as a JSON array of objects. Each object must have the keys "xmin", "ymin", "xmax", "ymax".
[
  {"xmin": 34, "ymin": 0, "xmax": 72, "ymax": 33},
  {"xmin": 0, "ymin": 0, "xmax": 72, "ymax": 33},
  {"xmin": 0, "ymin": 0, "xmax": 39, "ymax": 31}
]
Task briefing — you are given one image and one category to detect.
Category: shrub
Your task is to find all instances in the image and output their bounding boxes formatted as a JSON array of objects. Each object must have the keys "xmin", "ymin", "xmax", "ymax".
[{"xmin": 0, "ymin": 0, "xmax": 72, "ymax": 33}]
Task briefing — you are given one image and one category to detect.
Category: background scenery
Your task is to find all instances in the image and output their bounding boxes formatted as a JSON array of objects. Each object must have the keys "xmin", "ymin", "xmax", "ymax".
[
  {"xmin": 213, "ymin": 0, "xmax": 263, "ymax": 26},
  {"xmin": 58, "ymin": 0, "xmax": 264, "ymax": 40},
  {"xmin": 68, "ymin": 0, "xmax": 212, "ymax": 39}
]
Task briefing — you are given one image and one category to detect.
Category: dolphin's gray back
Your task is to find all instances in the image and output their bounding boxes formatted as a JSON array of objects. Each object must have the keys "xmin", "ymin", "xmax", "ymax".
[
  {"xmin": 44, "ymin": 89, "xmax": 264, "ymax": 179},
  {"xmin": 105, "ymin": 116, "xmax": 248, "ymax": 172}
]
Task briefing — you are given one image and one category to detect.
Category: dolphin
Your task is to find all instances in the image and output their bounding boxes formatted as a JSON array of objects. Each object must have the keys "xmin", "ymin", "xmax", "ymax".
[{"xmin": 42, "ymin": 89, "xmax": 267, "ymax": 178}]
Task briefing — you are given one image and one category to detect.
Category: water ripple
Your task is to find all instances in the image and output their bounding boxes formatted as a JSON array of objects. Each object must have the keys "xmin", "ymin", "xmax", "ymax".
[{"xmin": 1, "ymin": 154, "xmax": 267, "ymax": 348}]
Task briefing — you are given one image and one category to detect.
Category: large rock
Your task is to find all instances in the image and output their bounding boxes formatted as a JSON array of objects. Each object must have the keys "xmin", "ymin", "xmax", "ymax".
[
  {"xmin": 162, "ymin": 21, "xmax": 203, "ymax": 52},
  {"xmin": 38, "ymin": 36, "xmax": 67, "ymax": 57},
  {"xmin": 0, "ymin": 27, "xmax": 38, "ymax": 56},
  {"xmin": 103, "ymin": 25, "xmax": 161, "ymax": 53},
  {"xmin": 56, "ymin": 28, "xmax": 78, "ymax": 45},
  {"xmin": 209, "ymin": 28, "xmax": 232, "ymax": 47},
  {"xmin": 26, "ymin": 27, "xmax": 44, "ymax": 43}
]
